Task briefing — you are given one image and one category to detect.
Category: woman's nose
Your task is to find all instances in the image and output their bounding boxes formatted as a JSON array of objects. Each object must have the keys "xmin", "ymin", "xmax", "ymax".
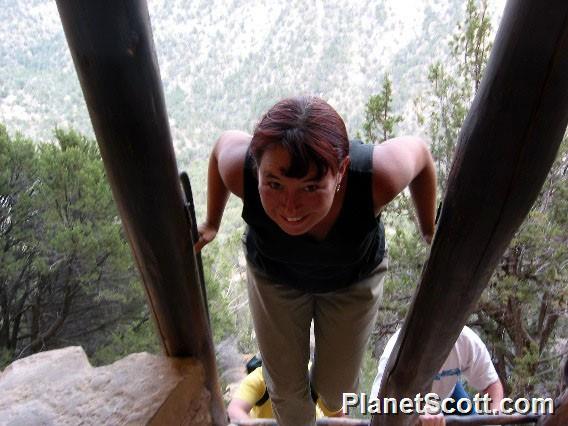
[{"xmin": 282, "ymin": 190, "xmax": 300, "ymax": 213}]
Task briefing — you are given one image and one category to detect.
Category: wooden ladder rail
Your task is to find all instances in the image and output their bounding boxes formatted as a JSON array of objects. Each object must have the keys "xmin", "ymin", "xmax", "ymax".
[
  {"xmin": 55, "ymin": 1, "xmax": 227, "ymax": 424},
  {"xmin": 230, "ymin": 414, "xmax": 540, "ymax": 425},
  {"xmin": 373, "ymin": 1, "xmax": 568, "ymax": 425}
]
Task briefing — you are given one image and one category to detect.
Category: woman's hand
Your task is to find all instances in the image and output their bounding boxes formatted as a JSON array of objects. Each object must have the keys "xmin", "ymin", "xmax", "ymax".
[
  {"xmin": 194, "ymin": 131, "xmax": 249, "ymax": 255},
  {"xmin": 419, "ymin": 413, "xmax": 445, "ymax": 426},
  {"xmin": 194, "ymin": 222, "xmax": 218, "ymax": 253}
]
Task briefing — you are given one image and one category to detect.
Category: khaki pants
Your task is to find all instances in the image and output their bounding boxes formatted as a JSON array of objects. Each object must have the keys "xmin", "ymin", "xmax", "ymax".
[{"xmin": 246, "ymin": 257, "xmax": 387, "ymax": 426}]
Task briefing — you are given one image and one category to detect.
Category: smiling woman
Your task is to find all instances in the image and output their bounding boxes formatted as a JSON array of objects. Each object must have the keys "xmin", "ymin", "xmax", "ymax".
[
  {"xmin": 256, "ymin": 145, "xmax": 345, "ymax": 237},
  {"xmin": 250, "ymin": 97, "xmax": 350, "ymax": 239},
  {"xmin": 195, "ymin": 96, "xmax": 436, "ymax": 426}
]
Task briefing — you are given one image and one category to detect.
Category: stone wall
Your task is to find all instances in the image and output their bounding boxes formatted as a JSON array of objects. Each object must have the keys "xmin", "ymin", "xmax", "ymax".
[{"xmin": 0, "ymin": 346, "xmax": 211, "ymax": 425}]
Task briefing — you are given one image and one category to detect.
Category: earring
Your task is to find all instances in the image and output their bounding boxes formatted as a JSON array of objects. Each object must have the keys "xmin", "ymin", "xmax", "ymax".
[{"xmin": 336, "ymin": 183, "xmax": 341, "ymax": 193}]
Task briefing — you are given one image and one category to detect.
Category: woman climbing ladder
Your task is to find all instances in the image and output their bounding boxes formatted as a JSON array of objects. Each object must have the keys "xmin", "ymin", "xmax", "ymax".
[{"xmin": 195, "ymin": 96, "xmax": 436, "ymax": 426}]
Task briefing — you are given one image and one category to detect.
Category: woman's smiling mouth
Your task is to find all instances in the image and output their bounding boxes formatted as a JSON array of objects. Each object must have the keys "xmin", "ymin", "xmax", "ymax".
[{"xmin": 285, "ymin": 216, "xmax": 304, "ymax": 222}]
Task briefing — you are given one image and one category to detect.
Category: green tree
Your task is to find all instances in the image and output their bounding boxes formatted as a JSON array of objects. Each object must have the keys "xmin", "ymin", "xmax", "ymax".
[
  {"xmin": 364, "ymin": 0, "xmax": 567, "ymax": 401},
  {"xmin": 451, "ymin": 0, "xmax": 493, "ymax": 94},
  {"xmin": 358, "ymin": 75, "xmax": 430, "ymax": 396},
  {"xmin": 0, "ymin": 125, "xmax": 147, "ymax": 367},
  {"xmin": 422, "ymin": 0, "xmax": 492, "ymax": 194},
  {"xmin": 414, "ymin": 0, "xmax": 567, "ymax": 399},
  {"xmin": 359, "ymin": 70, "xmax": 427, "ymax": 365},
  {"xmin": 424, "ymin": 62, "xmax": 468, "ymax": 190},
  {"xmin": 0, "ymin": 125, "xmax": 40, "ymax": 362},
  {"xmin": 91, "ymin": 316, "xmax": 160, "ymax": 366},
  {"xmin": 475, "ymin": 137, "xmax": 568, "ymax": 397},
  {"xmin": 363, "ymin": 74, "xmax": 403, "ymax": 144}
]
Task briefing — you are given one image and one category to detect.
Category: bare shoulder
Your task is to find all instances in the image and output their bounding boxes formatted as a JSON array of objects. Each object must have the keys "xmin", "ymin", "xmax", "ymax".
[
  {"xmin": 371, "ymin": 136, "xmax": 430, "ymax": 211},
  {"xmin": 215, "ymin": 130, "xmax": 251, "ymax": 199}
]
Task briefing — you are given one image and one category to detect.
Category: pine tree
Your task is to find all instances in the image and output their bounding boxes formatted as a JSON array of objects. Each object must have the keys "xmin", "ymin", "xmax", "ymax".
[
  {"xmin": 0, "ymin": 125, "xmax": 148, "ymax": 366},
  {"xmin": 363, "ymin": 74, "xmax": 403, "ymax": 144}
]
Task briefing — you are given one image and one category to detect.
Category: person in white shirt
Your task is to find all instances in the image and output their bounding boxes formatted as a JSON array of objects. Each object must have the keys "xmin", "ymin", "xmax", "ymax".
[{"xmin": 371, "ymin": 326, "xmax": 504, "ymax": 426}]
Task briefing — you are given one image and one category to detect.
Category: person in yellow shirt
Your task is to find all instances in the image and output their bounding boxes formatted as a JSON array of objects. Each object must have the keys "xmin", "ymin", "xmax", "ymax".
[{"xmin": 227, "ymin": 364, "xmax": 336, "ymax": 421}]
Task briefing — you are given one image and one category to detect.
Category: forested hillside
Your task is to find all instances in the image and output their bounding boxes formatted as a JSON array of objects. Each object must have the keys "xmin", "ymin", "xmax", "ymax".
[
  {"xmin": 1, "ymin": 0, "xmax": 504, "ymax": 157},
  {"xmin": 3, "ymin": 0, "xmax": 567, "ymax": 414}
]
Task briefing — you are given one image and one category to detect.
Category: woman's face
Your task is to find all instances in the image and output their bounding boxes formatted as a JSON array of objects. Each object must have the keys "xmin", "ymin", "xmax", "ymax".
[{"xmin": 257, "ymin": 145, "xmax": 344, "ymax": 236}]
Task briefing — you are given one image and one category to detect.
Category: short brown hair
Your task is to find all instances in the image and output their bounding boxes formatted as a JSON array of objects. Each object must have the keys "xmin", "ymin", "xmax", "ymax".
[{"xmin": 250, "ymin": 96, "xmax": 349, "ymax": 179}]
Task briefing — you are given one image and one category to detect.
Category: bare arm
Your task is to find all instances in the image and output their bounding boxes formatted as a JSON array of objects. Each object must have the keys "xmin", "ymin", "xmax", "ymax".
[
  {"xmin": 483, "ymin": 379, "xmax": 505, "ymax": 411},
  {"xmin": 372, "ymin": 136, "xmax": 437, "ymax": 243},
  {"xmin": 227, "ymin": 398, "xmax": 253, "ymax": 421},
  {"xmin": 418, "ymin": 380, "xmax": 503, "ymax": 424},
  {"xmin": 194, "ymin": 130, "xmax": 250, "ymax": 253}
]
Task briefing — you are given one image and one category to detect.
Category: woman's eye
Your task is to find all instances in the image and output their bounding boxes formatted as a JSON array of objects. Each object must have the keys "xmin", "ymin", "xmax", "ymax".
[
  {"xmin": 304, "ymin": 185, "xmax": 318, "ymax": 192},
  {"xmin": 268, "ymin": 182, "xmax": 282, "ymax": 190}
]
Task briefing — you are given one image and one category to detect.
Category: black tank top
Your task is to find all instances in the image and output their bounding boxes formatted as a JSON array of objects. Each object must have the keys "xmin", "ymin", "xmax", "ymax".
[{"xmin": 242, "ymin": 140, "xmax": 385, "ymax": 293}]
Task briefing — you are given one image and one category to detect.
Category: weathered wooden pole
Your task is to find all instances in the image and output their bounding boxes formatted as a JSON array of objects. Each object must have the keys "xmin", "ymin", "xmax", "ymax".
[
  {"xmin": 373, "ymin": 1, "xmax": 568, "ymax": 425},
  {"xmin": 229, "ymin": 414, "xmax": 539, "ymax": 425},
  {"xmin": 55, "ymin": 1, "xmax": 226, "ymax": 424}
]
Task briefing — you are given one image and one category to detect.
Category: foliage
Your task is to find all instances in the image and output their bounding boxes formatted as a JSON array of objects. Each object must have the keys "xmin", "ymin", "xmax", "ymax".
[
  {"xmin": 184, "ymin": 157, "xmax": 253, "ymax": 350},
  {"xmin": 450, "ymin": 0, "xmax": 493, "ymax": 94},
  {"xmin": 476, "ymin": 136, "xmax": 568, "ymax": 397},
  {"xmin": 2, "ymin": 0, "xmax": 467, "ymax": 153},
  {"xmin": 0, "ymin": 125, "xmax": 147, "ymax": 365},
  {"xmin": 361, "ymin": 73, "xmax": 422, "ymax": 349},
  {"xmin": 362, "ymin": 74, "xmax": 403, "ymax": 144},
  {"xmin": 421, "ymin": 0, "xmax": 493, "ymax": 194},
  {"xmin": 1, "ymin": 124, "xmax": 256, "ymax": 369},
  {"xmin": 367, "ymin": 0, "xmax": 567, "ymax": 401},
  {"xmin": 91, "ymin": 316, "xmax": 161, "ymax": 366},
  {"xmin": 424, "ymin": 0, "xmax": 567, "ymax": 398},
  {"xmin": 353, "ymin": 347, "xmax": 380, "ymax": 419},
  {"xmin": 201, "ymin": 229, "xmax": 247, "ymax": 346}
]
